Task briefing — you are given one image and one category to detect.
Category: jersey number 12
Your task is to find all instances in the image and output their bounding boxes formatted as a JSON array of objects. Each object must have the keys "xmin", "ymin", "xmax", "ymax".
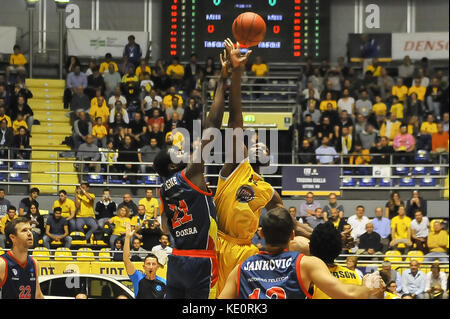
[{"xmin": 249, "ymin": 286, "xmax": 286, "ymax": 299}]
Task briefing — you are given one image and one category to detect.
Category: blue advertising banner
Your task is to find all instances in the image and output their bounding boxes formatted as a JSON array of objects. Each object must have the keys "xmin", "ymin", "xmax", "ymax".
[{"xmin": 281, "ymin": 166, "xmax": 341, "ymax": 196}]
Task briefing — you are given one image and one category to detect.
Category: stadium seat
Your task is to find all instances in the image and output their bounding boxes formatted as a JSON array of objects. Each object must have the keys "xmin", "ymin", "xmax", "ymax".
[
  {"xmin": 405, "ymin": 250, "xmax": 424, "ymax": 263},
  {"xmin": 88, "ymin": 174, "xmax": 104, "ymax": 184},
  {"xmin": 398, "ymin": 177, "xmax": 415, "ymax": 187},
  {"xmin": 359, "ymin": 178, "xmax": 376, "ymax": 187},
  {"xmin": 384, "ymin": 250, "xmax": 402, "ymax": 262},
  {"xmin": 354, "ymin": 167, "xmax": 371, "ymax": 176},
  {"xmin": 394, "ymin": 167, "xmax": 409, "ymax": 175},
  {"xmin": 98, "ymin": 248, "xmax": 111, "ymax": 261},
  {"xmin": 145, "ymin": 175, "xmax": 160, "ymax": 185},
  {"xmin": 419, "ymin": 177, "xmax": 436, "ymax": 187},
  {"xmin": 54, "ymin": 247, "xmax": 73, "ymax": 261},
  {"xmin": 32, "ymin": 247, "xmax": 51, "ymax": 261},
  {"xmin": 414, "ymin": 150, "xmax": 430, "ymax": 163},
  {"xmin": 430, "ymin": 166, "xmax": 442, "ymax": 175},
  {"xmin": 9, "ymin": 173, "xmax": 23, "ymax": 182},
  {"xmin": 108, "ymin": 177, "xmax": 123, "ymax": 184},
  {"xmin": 379, "ymin": 178, "xmax": 393, "ymax": 187},
  {"xmin": 76, "ymin": 248, "xmax": 95, "ymax": 261},
  {"xmin": 12, "ymin": 161, "xmax": 29, "ymax": 171},
  {"xmin": 70, "ymin": 232, "xmax": 87, "ymax": 246},
  {"xmin": 342, "ymin": 177, "xmax": 356, "ymax": 187},
  {"xmin": 412, "ymin": 166, "xmax": 427, "ymax": 175},
  {"xmin": 343, "ymin": 168, "xmax": 353, "ymax": 176},
  {"xmin": 0, "ymin": 161, "xmax": 8, "ymax": 170}
]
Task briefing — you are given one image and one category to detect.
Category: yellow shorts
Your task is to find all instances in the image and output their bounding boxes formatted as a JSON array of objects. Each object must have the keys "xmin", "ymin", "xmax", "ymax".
[{"xmin": 216, "ymin": 231, "xmax": 259, "ymax": 295}]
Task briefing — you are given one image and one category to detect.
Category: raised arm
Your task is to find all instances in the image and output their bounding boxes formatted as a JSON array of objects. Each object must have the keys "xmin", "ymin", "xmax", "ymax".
[{"xmin": 123, "ymin": 224, "xmax": 137, "ymax": 276}]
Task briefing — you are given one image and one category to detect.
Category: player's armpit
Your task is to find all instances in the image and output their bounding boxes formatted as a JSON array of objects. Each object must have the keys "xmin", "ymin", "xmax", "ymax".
[{"xmin": 217, "ymin": 265, "xmax": 240, "ymax": 299}]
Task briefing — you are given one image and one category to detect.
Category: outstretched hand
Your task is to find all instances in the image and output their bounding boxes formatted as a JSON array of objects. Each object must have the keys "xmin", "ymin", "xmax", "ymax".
[
  {"xmin": 219, "ymin": 49, "xmax": 231, "ymax": 78},
  {"xmin": 224, "ymin": 38, "xmax": 252, "ymax": 69},
  {"xmin": 125, "ymin": 223, "xmax": 135, "ymax": 238}
]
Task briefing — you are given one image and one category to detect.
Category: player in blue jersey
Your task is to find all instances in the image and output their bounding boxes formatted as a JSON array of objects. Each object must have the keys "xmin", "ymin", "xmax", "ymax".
[
  {"xmin": 152, "ymin": 47, "xmax": 250, "ymax": 299},
  {"xmin": 218, "ymin": 207, "xmax": 385, "ymax": 299},
  {"xmin": 123, "ymin": 224, "xmax": 166, "ymax": 299},
  {"xmin": 0, "ymin": 217, "xmax": 44, "ymax": 299}
]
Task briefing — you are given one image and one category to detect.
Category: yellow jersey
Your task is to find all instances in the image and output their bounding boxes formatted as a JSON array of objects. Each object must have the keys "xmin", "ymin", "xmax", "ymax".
[
  {"xmin": 312, "ymin": 264, "xmax": 362, "ymax": 299},
  {"xmin": 76, "ymin": 193, "xmax": 96, "ymax": 218},
  {"xmin": 162, "ymin": 94, "xmax": 184, "ymax": 110},
  {"xmin": 166, "ymin": 64, "xmax": 185, "ymax": 78},
  {"xmin": 392, "ymin": 85, "xmax": 408, "ymax": 101},
  {"xmin": 10, "ymin": 54, "xmax": 27, "ymax": 66},
  {"xmin": 319, "ymin": 100, "xmax": 338, "ymax": 112},
  {"xmin": 384, "ymin": 291, "xmax": 400, "ymax": 299},
  {"xmin": 391, "ymin": 215, "xmax": 411, "ymax": 240},
  {"xmin": 136, "ymin": 65, "xmax": 152, "ymax": 78},
  {"xmin": 373, "ymin": 102, "xmax": 387, "ymax": 116},
  {"xmin": 0, "ymin": 115, "xmax": 12, "ymax": 127},
  {"xmin": 251, "ymin": 63, "xmax": 268, "ymax": 77},
  {"xmin": 408, "ymin": 86, "xmax": 426, "ymax": 101},
  {"xmin": 110, "ymin": 216, "xmax": 131, "ymax": 236},
  {"xmin": 366, "ymin": 65, "xmax": 382, "ymax": 77},
  {"xmin": 99, "ymin": 61, "xmax": 118, "ymax": 74},
  {"xmin": 89, "ymin": 100, "xmax": 110, "ymax": 123},
  {"xmin": 12, "ymin": 120, "xmax": 28, "ymax": 134},
  {"xmin": 52, "ymin": 199, "xmax": 76, "ymax": 219},
  {"xmin": 138, "ymin": 198, "xmax": 159, "ymax": 219},
  {"xmin": 420, "ymin": 122, "xmax": 438, "ymax": 135},
  {"xmin": 214, "ymin": 159, "xmax": 274, "ymax": 242},
  {"xmin": 390, "ymin": 103, "xmax": 404, "ymax": 119},
  {"xmin": 93, "ymin": 124, "xmax": 108, "ymax": 139}
]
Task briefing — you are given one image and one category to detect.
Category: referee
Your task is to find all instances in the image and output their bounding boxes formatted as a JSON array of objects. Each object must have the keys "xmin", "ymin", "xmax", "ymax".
[{"xmin": 123, "ymin": 224, "xmax": 166, "ymax": 299}]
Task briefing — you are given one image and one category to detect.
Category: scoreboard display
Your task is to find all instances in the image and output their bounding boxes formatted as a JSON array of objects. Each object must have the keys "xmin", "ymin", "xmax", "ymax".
[{"xmin": 162, "ymin": 0, "xmax": 330, "ymax": 62}]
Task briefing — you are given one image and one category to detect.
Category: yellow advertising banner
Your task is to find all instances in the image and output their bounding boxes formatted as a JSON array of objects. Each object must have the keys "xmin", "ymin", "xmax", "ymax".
[{"xmin": 38, "ymin": 261, "xmax": 167, "ymax": 279}]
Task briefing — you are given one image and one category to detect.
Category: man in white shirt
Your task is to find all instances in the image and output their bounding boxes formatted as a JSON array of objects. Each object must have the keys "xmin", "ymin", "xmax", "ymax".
[
  {"xmin": 151, "ymin": 234, "xmax": 173, "ymax": 255},
  {"xmin": 410, "ymin": 210, "xmax": 429, "ymax": 254},
  {"xmin": 109, "ymin": 100, "xmax": 130, "ymax": 124},
  {"xmin": 401, "ymin": 260, "xmax": 426, "ymax": 299},
  {"xmin": 142, "ymin": 88, "xmax": 163, "ymax": 112},
  {"xmin": 337, "ymin": 88, "xmax": 355, "ymax": 115},
  {"xmin": 108, "ymin": 85, "xmax": 127, "ymax": 109},
  {"xmin": 315, "ymin": 136, "xmax": 338, "ymax": 164},
  {"xmin": 347, "ymin": 205, "xmax": 370, "ymax": 252}
]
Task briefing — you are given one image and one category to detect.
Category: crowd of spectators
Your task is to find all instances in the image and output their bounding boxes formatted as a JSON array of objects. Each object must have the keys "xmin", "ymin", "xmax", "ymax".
[
  {"xmin": 0, "ymin": 186, "xmax": 171, "ymax": 262},
  {"xmin": 0, "ymin": 44, "xmax": 33, "ymax": 162},
  {"xmin": 294, "ymin": 56, "xmax": 449, "ymax": 165}
]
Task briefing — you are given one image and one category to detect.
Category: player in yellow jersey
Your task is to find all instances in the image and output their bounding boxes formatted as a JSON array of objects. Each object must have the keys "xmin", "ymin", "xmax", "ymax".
[
  {"xmin": 214, "ymin": 39, "xmax": 313, "ymax": 295},
  {"xmin": 308, "ymin": 223, "xmax": 363, "ymax": 299}
]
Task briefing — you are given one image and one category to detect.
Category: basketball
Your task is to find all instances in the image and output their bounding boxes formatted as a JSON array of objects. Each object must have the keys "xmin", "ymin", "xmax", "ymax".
[{"xmin": 232, "ymin": 12, "xmax": 266, "ymax": 47}]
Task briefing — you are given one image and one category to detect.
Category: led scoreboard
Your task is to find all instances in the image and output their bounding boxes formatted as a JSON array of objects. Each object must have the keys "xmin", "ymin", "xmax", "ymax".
[{"xmin": 162, "ymin": 0, "xmax": 330, "ymax": 62}]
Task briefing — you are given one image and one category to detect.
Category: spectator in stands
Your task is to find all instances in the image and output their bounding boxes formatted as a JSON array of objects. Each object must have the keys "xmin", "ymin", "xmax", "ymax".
[
  {"xmin": 359, "ymin": 123, "xmax": 378, "ymax": 150},
  {"xmin": 431, "ymin": 122, "xmax": 449, "ymax": 161},
  {"xmin": 349, "ymin": 143, "xmax": 370, "ymax": 166},
  {"xmin": 317, "ymin": 116, "xmax": 335, "ymax": 144},
  {"xmin": 393, "ymin": 123, "xmax": 416, "ymax": 164},
  {"xmin": 65, "ymin": 65, "xmax": 88, "ymax": 109},
  {"xmin": 166, "ymin": 56, "xmax": 185, "ymax": 89},
  {"xmin": 11, "ymin": 95, "xmax": 34, "ymax": 131},
  {"xmin": 337, "ymin": 88, "xmax": 355, "ymax": 116},
  {"xmin": 138, "ymin": 189, "xmax": 159, "ymax": 220},
  {"xmin": 370, "ymin": 136, "xmax": 392, "ymax": 164},
  {"xmin": 18, "ymin": 187, "xmax": 39, "ymax": 216},
  {"xmin": 183, "ymin": 97, "xmax": 201, "ymax": 135},
  {"xmin": 372, "ymin": 95, "xmax": 387, "ymax": 127},
  {"xmin": 416, "ymin": 68, "xmax": 430, "ymax": 88},
  {"xmin": 92, "ymin": 117, "xmax": 108, "ymax": 148},
  {"xmin": 108, "ymin": 85, "xmax": 127, "ymax": 109},
  {"xmin": 43, "ymin": 207, "xmax": 72, "ymax": 250},
  {"xmin": 384, "ymin": 281, "xmax": 401, "ymax": 299},
  {"xmin": 74, "ymin": 183, "xmax": 98, "ymax": 243},
  {"xmin": 65, "ymin": 55, "xmax": 80, "ymax": 74},
  {"xmin": 12, "ymin": 126, "xmax": 31, "ymax": 160},
  {"xmin": 123, "ymin": 35, "xmax": 142, "ymax": 68},
  {"xmin": 139, "ymin": 138, "xmax": 160, "ymax": 173},
  {"xmin": 347, "ymin": 205, "xmax": 370, "ymax": 246},
  {"xmin": 319, "ymin": 92, "xmax": 337, "ymax": 113},
  {"xmin": 95, "ymin": 188, "xmax": 117, "ymax": 231},
  {"xmin": 356, "ymin": 222, "xmax": 383, "ymax": 259},
  {"xmin": 371, "ymin": 207, "xmax": 391, "ymax": 253},
  {"xmin": 426, "ymin": 77, "xmax": 444, "ymax": 120},
  {"xmin": 401, "ymin": 260, "xmax": 426, "ymax": 299},
  {"xmin": 392, "ymin": 78, "xmax": 408, "ymax": 106},
  {"xmin": 385, "ymin": 191, "xmax": 405, "ymax": 220},
  {"xmin": 183, "ymin": 53, "xmax": 201, "ymax": 94},
  {"xmin": 405, "ymin": 92, "xmax": 424, "ymax": 122},
  {"xmin": 128, "ymin": 112, "xmax": 147, "ymax": 146},
  {"xmin": 107, "ymin": 206, "xmax": 131, "ymax": 249},
  {"xmin": 162, "ymin": 86, "xmax": 183, "ymax": 111},
  {"xmin": 129, "ymin": 237, "xmax": 148, "ymax": 261},
  {"xmin": 321, "ymin": 103, "xmax": 340, "ymax": 132},
  {"xmin": 425, "ymin": 221, "xmax": 449, "ymax": 263},
  {"xmin": 250, "ymin": 56, "xmax": 269, "ymax": 98},
  {"xmin": 288, "ymin": 207, "xmax": 298, "ymax": 221},
  {"xmin": 406, "ymin": 190, "xmax": 427, "ymax": 218},
  {"xmin": 6, "ymin": 45, "xmax": 27, "ymax": 83},
  {"xmin": 130, "ymin": 204, "xmax": 147, "ymax": 235},
  {"xmin": 69, "ymin": 85, "xmax": 90, "ymax": 119},
  {"xmin": 345, "ymin": 256, "xmax": 364, "ymax": 280},
  {"xmin": 103, "ymin": 63, "xmax": 122, "ymax": 98},
  {"xmin": 419, "ymin": 113, "xmax": 437, "ymax": 150},
  {"xmin": 308, "ymin": 67, "xmax": 324, "ymax": 93},
  {"xmin": 337, "ymin": 110, "xmax": 354, "ymax": 134},
  {"xmin": 136, "ymin": 58, "xmax": 151, "ymax": 81},
  {"xmin": 118, "ymin": 193, "xmax": 138, "ymax": 217},
  {"xmin": 0, "ymin": 189, "xmax": 11, "ymax": 219},
  {"xmin": 355, "ymin": 90, "xmax": 373, "ymax": 118},
  {"xmin": 86, "ymin": 66, "xmax": 105, "ymax": 99},
  {"xmin": 137, "ymin": 216, "xmax": 163, "ymax": 251},
  {"xmin": 99, "ymin": 53, "xmax": 118, "ymax": 74},
  {"xmin": 442, "ymin": 112, "xmax": 449, "ymax": 132},
  {"xmin": 379, "ymin": 112, "xmax": 401, "ymax": 145},
  {"xmin": 326, "ymin": 207, "xmax": 347, "ymax": 233},
  {"xmin": 298, "ymin": 139, "xmax": 316, "ymax": 164},
  {"xmin": 408, "ymin": 78, "xmax": 427, "ymax": 102},
  {"xmin": 76, "ymin": 134, "xmax": 100, "ymax": 181},
  {"xmin": 407, "ymin": 115, "xmax": 420, "ymax": 138},
  {"xmin": 299, "ymin": 192, "xmax": 321, "ymax": 220},
  {"xmin": 0, "ymin": 107, "xmax": 12, "ymax": 127},
  {"xmin": 89, "ymin": 93, "xmax": 109, "ymax": 125},
  {"xmin": 151, "ymin": 234, "xmax": 172, "ymax": 256},
  {"xmin": 425, "ymin": 262, "xmax": 448, "ymax": 299},
  {"xmin": 322, "ymin": 193, "xmax": 344, "ymax": 219},
  {"xmin": 142, "ymin": 89, "xmax": 163, "ymax": 115},
  {"xmin": 301, "ymin": 81, "xmax": 321, "ymax": 102},
  {"xmin": 354, "ymin": 113, "xmax": 368, "ymax": 137},
  {"xmin": 117, "ymin": 135, "xmax": 139, "ymax": 187},
  {"xmin": 377, "ymin": 67, "xmax": 394, "ymax": 101},
  {"xmin": 379, "ymin": 261, "xmax": 402, "ymax": 293},
  {"xmin": 390, "ymin": 206, "xmax": 412, "ymax": 253},
  {"xmin": 111, "ymin": 238, "xmax": 123, "ymax": 261},
  {"xmin": 315, "ymin": 136, "xmax": 338, "ymax": 164},
  {"xmin": 0, "ymin": 205, "xmax": 18, "ymax": 247},
  {"xmin": 12, "ymin": 113, "xmax": 28, "ymax": 135},
  {"xmin": 109, "ymin": 100, "xmax": 130, "ymax": 125},
  {"xmin": 398, "ymin": 56, "xmax": 414, "ymax": 86},
  {"xmin": 165, "ymin": 96, "xmax": 184, "ymax": 122},
  {"xmin": 0, "ymin": 119, "xmax": 13, "ymax": 159},
  {"xmin": 410, "ymin": 210, "xmax": 429, "ymax": 254},
  {"xmin": 109, "ymin": 113, "xmax": 128, "ymax": 147},
  {"xmin": 26, "ymin": 203, "xmax": 44, "ymax": 248},
  {"xmin": 305, "ymin": 207, "xmax": 326, "ymax": 229},
  {"xmin": 52, "ymin": 190, "xmax": 76, "ymax": 232},
  {"xmin": 301, "ymin": 113, "xmax": 319, "ymax": 146}
]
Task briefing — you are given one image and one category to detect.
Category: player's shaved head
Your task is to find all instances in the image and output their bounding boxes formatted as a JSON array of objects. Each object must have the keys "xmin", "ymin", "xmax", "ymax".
[{"xmin": 261, "ymin": 207, "xmax": 294, "ymax": 246}]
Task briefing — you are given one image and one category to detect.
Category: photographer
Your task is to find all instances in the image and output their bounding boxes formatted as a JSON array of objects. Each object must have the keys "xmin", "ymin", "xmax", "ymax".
[
  {"xmin": 95, "ymin": 188, "xmax": 117, "ymax": 231},
  {"xmin": 139, "ymin": 217, "xmax": 163, "ymax": 251}
]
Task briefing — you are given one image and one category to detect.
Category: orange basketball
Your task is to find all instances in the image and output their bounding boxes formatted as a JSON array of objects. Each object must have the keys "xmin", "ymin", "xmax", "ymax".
[{"xmin": 232, "ymin": 12, "xmax": 266, "ymax": 47}]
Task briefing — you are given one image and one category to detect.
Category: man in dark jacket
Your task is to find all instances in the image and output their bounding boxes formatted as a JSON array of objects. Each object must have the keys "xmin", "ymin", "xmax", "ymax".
[
  {"xmin": 0, "ymin": 119, "xmax": 14, "ymax": 159},
  {"xmin": 95, "ymin": 189, "xmax": 117, "ymax": 232},
  {"xmin": 117, "ymin": 193, "xmax": 139, "ymax": 217},
  {"xmin": 356, "ymin": 222, "xmax": 383, "ymax": 260}
]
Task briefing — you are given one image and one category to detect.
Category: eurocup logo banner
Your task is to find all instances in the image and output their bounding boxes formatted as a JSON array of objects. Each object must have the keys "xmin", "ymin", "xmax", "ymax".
[{"xmin": 281, "ymin": 166, "xmax": 340, "ymax": 196}]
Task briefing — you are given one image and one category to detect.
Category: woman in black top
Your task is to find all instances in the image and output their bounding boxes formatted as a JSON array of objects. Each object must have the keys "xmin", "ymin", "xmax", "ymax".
[
  {"xmin": 117, "ymin": 135, "xmax": 139, "ymax": 186},
  {"xmin": 26, "ymin": 204, "xmax": 45, "ymax": 248},
  {"xmin": 12, "ymin": 126, "xmax": 31, "ymax": 159},
  {"xmin": 385, "ymin": 191, "xmax": 405, "ymax": 219}
]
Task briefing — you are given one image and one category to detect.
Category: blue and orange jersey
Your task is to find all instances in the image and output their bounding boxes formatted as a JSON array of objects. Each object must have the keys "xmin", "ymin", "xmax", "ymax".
[
  {"xmin": 0, "ymin": 251, "xmax": 37, "ymax": 299},
  {"xmin": 159, "ymin": 170, "xmax": 217, "ymax": 252},
  {"xmin": 238, "ymin": 250, "xmax": 311, "ymax": 299}
]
